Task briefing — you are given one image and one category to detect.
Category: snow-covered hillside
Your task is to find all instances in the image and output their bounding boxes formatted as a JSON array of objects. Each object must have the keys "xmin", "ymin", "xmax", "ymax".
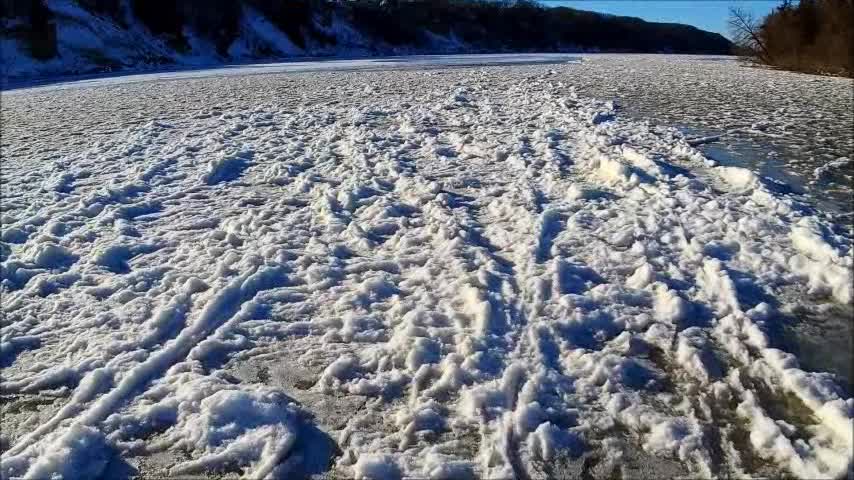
[
  {"xmin": 1, "ymin": 0, "xmax": 732, "ymax": 80},
  {"xmin": 1, "ymin": 63, "xmax": 851, "ymax": 478},
  {"xmin": 2, "ymin": 0, "xmax": 335, "ymax": 79}
]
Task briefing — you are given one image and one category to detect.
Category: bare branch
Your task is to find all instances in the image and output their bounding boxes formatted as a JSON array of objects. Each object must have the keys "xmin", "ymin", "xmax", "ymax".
[{"xmin": 728, "ymin": 7, "xmax": 772, "ymax": 63}]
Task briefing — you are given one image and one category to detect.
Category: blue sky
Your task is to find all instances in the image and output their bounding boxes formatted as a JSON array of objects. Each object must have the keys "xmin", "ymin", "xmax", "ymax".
[{"xmin": 540, "ymin": 1, "xmax": 783, "ymax": 36}]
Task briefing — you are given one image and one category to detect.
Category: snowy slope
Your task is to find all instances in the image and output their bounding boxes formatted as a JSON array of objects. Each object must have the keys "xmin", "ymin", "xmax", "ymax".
[
  {"xmin": 1, "ymin": 64, "xmax": 852, "ymax": 479},
  {"xmin": 1, "ymin": 0, "xmax": 732, "ymax": 80},
  {"xmin": 0, "ymin": 1, "xmax": 455, "ymax": 80},
  {"xmin": 2, "ymin": 0, "xmax": 173, "ymax": 79},
  {"xmin": 2, "ymin": 0, "xmax": 317, "ymax": 79}
]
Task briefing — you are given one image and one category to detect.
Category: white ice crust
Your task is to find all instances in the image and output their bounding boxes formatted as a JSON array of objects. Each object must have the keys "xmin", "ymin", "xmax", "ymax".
[{"xmin": 1, "ymin": 65, "xmax": 851, "ymax": 479}]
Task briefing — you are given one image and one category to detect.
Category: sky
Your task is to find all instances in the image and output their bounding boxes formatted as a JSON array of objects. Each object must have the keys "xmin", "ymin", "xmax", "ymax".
[{"xmin": 540, "ymin": 1, "xmax": 783, "ymax": 37}]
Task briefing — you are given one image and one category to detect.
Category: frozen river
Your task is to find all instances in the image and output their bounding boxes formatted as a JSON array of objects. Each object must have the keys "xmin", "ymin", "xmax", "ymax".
[
  {"xmin": 1, "ymin": 54, "xmax": 851, "ymax": 479},
  {"xmin": 566, "ymin": 55, "xmax": 853, "ymax": 217},
  {"xmin": 6, "ymin": 54, "xmax": 852, "ymax": 215},
  {"xmin": 2, "ymin": 54, "xmax": 583, "ymax": 91}
]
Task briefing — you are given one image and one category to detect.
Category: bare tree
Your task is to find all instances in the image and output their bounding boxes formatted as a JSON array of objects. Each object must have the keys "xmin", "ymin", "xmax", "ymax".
[{"xmin": 728, "ymin": 7, "xmax": 771, "ymax": 63}]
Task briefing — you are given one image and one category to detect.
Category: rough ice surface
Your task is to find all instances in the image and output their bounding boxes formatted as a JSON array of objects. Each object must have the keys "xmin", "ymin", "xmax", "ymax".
[
  {"xmin": 1, "ymin": 58, "xmax": 852, "ymax": 479},
  {"xmin": 564, "ymin": 56, "xmax": 853, "ymax": 215}
]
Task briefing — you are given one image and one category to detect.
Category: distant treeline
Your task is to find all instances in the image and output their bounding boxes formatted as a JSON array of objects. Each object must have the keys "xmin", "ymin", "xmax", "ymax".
[
  {"xmin": 1, "ymin": 0, "xmax": 56, "ymax": 59},
  {"xmin": 2, "ymin": 0, "xmax": 732, "ymax": 64},
  {"xmin": 730, "ymin": 0, "xmax": 853, "ymax": 76}
]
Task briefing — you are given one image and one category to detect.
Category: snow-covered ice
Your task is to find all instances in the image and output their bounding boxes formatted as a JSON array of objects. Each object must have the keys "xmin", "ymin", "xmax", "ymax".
[
  {"xmin": 564, "ymin": 55, "xmax": 854, "ymax": 215},
  {"xmin": 1, "ymin": 60, "xmax": 852, "ymax": 479}
]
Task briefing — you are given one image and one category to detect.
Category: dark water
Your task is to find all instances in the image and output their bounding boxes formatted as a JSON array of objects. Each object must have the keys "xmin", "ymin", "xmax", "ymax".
[{"xmin": 689, "ymin": 130, "xmax": 851, "ymax": 216}]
